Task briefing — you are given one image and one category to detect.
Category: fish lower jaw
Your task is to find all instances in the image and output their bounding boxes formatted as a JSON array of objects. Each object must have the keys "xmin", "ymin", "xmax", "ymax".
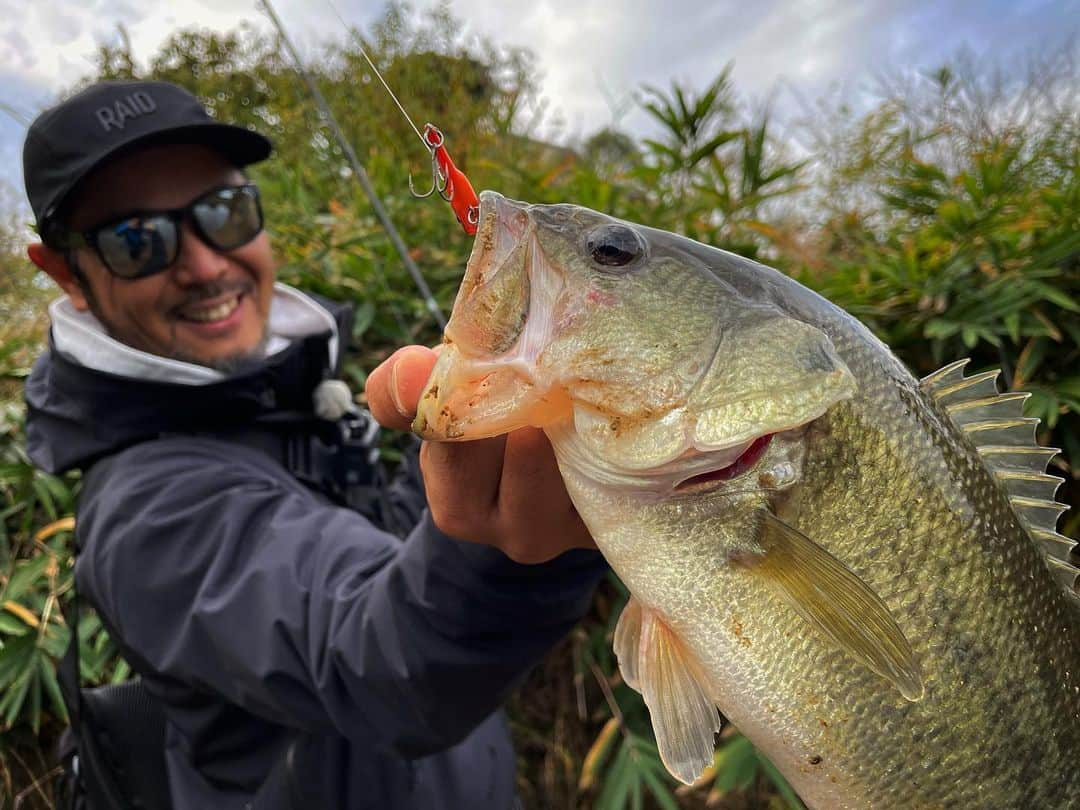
[
  {"xmin": 672, "ymin": 434, "xmax": 774, "ymax": 492},
  {"xmin": 413, "ymin": 347, "xmax": 574, "ymax": 439},
  {"xmin": 667, "ymin": 423, "xmax": 809, "ymax": 494}
]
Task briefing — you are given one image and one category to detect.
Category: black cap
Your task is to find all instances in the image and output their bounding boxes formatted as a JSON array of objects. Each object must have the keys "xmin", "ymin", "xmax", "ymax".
[{"xmin": 23, "ymin": 80, "xmax": 272, "ymax": 235}]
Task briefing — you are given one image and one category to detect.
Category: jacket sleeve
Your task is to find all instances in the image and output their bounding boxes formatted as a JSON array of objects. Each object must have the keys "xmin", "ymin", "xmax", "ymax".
[{"xmin": 75, "ymin": 437, "xmax": 605, "ymax": 757}]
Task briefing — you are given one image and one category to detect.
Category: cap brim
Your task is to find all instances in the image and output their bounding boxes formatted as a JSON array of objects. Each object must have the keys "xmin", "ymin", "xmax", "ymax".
[
  {"xmin": 139, "ymin": 121, "xmax": 273, "ymax": 168},
  {"xmin": 41, "ymin": 122, "xmax": 272, "ymax": 225}
]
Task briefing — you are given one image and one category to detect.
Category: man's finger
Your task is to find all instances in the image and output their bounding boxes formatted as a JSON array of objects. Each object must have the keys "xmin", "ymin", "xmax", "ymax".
[
  {"xmin": 365, "ymin": 345, "xmax": 437, "ymax": 431},
  {"xmin": 496, "ymin": 428, "xmax": 562, "ymax": 514},
  {"xmin": 421, "ymin": 435, "xmax": 507, "ymax": 541},
  {"xmin": 499, "ymin": 428, "xmax": 596, "ymax": 552}
]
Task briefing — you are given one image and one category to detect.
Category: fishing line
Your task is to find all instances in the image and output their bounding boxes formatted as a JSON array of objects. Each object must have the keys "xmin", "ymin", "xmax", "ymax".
[
  {"xmin": 322, "ymin": 0, "xmax": 481, "ymax": 232},
  {"xmin": 324, "ymin": 0, "xmax": 428, "ymax": 150},
  {"xmin": 256, "ymin": 0, "xmax": 447, "ymax": 329}
]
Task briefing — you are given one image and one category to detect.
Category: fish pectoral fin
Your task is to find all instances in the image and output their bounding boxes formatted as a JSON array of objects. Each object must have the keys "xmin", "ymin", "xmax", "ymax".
[
  {"xmin": 624, "ymin": 599, "xmax": 720, "ymax": 785},
  {"xmin": 741, "ymin": 511, "xmax": 925, "ymax": 702}
]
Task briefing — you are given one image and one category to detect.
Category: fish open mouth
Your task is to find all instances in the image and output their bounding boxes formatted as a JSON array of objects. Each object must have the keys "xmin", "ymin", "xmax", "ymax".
[
  {"xmin": 673, "ymin": 433, "xmax": 775, "ymax": 492},
  {"xmin": 414, "ymin": 192, "xmax": 570, "ymax": 440}
]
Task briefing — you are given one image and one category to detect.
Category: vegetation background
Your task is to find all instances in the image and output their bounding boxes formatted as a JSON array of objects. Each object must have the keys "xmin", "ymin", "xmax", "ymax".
[{"xmin": 1, "ymin": 4, "xmax": 1077, "ymax": 807}]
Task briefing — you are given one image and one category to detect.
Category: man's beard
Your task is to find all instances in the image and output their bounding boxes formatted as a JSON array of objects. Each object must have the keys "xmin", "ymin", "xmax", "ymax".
[{"xmin": 170, "ymin": 331, "xmax": 271, "ymax": 375}]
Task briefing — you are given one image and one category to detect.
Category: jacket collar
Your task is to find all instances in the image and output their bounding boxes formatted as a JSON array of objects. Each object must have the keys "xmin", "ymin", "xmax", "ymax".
[
  {"xmin": 25, "ymin": 286, "xmax": 354, "ymax": 474},
  {"xmin": 48, "ymin": 282, "xmax": 340, "ymax": 385}
]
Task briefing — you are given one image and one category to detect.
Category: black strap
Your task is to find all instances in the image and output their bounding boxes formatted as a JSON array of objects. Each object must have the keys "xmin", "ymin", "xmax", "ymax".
[
  {"xmin": 163, "ymin": 407, "xmax": 387, "ymax": 514},
  {"xmin": 74, "ymin": 681, "xmax": 172, "ymax": 810},
  {"xmin": 200, "ymin": 408, "xmax": 407, "ymax": 534},
  {"xmin": 59, "ymin": 577, "xmax": 82, "ymax": 731}
]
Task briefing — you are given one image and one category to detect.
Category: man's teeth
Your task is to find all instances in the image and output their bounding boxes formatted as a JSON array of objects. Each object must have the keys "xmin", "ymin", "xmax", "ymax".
[{"xmin": 183, "ymin": 296, "xmax": 240, "ymax": 322}]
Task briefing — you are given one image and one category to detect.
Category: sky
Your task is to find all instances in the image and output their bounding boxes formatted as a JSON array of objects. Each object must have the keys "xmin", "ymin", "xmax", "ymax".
[{"xmin": 0, "ymin": 0, "xmax": 1075, "ymax": 226}]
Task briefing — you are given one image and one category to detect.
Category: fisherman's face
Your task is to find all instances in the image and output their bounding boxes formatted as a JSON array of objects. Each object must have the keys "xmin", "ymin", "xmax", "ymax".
[{"xmin": 62, "ymin": 144, "xmax": 275, "ymax": 372}]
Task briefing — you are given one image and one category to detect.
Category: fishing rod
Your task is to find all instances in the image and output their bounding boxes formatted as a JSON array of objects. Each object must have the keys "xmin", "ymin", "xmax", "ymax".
[{"xmin": 256, "ymin": 0, "xmax": 447, "ymax": 329}]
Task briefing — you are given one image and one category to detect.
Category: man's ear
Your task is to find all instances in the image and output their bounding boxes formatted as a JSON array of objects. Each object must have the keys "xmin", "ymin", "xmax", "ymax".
[{"xmin": 27, "ymin": 243, "xmax": 90, "ymax": 311}]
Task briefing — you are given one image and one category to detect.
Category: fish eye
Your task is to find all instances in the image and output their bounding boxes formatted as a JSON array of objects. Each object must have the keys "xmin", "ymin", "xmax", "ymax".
[{"xmin": 586, "ymin": 224, "xmax": 645, "ymax": 270}]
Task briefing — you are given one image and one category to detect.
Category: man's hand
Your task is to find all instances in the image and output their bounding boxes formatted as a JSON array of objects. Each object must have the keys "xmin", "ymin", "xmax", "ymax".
[{"xmin": 365, "ymin": 346, "xmax": 597, "ymax": 563}]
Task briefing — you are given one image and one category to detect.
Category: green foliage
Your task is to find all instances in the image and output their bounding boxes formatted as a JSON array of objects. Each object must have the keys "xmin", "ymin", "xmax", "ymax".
[
  {"xmin": 621, "ymin": 66, "xmax": 805, "ymax": 258},
  {"xmin": 1, "ymin": 8, "xmax": 1077, "ymax": 808},
  {"xmin": 794, "ymin": 74, "xmax": 1080, "ymax": 516},
  {"xmin": 0, "ymin": 210, "xmax": 52, "ymax": 406}
]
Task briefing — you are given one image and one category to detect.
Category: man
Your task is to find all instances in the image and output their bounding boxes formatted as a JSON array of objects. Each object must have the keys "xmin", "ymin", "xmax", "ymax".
[{"xmin": 22, "ymin": 79, "xmax": 603, "ymax": 809}]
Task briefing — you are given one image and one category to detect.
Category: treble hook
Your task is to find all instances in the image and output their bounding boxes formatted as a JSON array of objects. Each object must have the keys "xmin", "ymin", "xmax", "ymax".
[
  {"xmin": 408, "ymin": 155, "xmax": 448, "ymax": 199},
  {"xmin": 408, "ymin": 123, "xmax": 481, "ymax": 236},
  {"xmin": 408, "ymin": 126, "xmax": 448, "ymax": 199}
]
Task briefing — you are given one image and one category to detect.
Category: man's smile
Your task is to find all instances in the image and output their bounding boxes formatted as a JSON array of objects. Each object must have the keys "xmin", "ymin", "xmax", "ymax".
[{"xmin": 176, "ymin": 291, "xmax": 245, "ymax": 323}]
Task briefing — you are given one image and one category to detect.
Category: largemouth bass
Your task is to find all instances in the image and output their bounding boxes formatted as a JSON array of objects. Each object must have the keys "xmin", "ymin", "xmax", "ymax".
[{"xmin": 414, "ymin": 191, "xmax": 1080, "ymax": 808}]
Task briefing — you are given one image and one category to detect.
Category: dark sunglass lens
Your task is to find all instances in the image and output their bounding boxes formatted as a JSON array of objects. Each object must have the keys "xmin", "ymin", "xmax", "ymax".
[
  {"xmin": 96, "ymin": 217, "xmax": 178, "ymax": 278},
  {"xmin": 194, "ymin": 187, "xmax": 262, "ymax": 250}
]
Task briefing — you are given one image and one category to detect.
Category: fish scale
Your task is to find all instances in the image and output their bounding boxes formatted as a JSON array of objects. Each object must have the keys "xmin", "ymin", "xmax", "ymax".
[
  {"xmin": 791, "ymin": 326, "xmax": 1079, "ymax": 804},
  {"xmin": 778, "ymin": 370, "xmax": 1080, "ymax": 807},
  {"xmin": 415, "ymin": 191, "xmax": 1080, "ymax": 808}
]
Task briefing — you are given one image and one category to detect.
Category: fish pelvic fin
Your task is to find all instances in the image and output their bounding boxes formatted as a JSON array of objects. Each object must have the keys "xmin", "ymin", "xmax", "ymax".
[
  {"xmin": 614, "ymin": 596, "xmax": 720, "ymax": 785},
  {"xmin": 920, "ymin": 359, "xmax": 1078, "ymax": 596},
  {"xmin": 613, "ymin": 595, "xmax": 643, "ymax": 691},
  {"xmin": 740, "ymin": 511, "xmax": 925, "ymax": 702}
]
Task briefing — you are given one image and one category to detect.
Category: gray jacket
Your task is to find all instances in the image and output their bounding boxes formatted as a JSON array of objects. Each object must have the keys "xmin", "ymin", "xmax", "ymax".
[{"xmin": 25, "ymin": 289, "xmax": 605, "ymax": 809}]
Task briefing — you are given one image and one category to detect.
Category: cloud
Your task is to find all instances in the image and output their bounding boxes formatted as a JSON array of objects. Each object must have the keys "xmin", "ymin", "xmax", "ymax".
[
  {"xmin": 0, "ymin": 0, "xmax": 1075, "ymax": 219},
  {"xmin": 0, "ymin": 1, "xmax": 148, "ymax": 92},
  {"xmin": 0, "ymin": 71, "xmax": 57, "ymax": 229},
  {"xmin": 4, "ymin": 28, "xmax": 35, "ymax": 71}
]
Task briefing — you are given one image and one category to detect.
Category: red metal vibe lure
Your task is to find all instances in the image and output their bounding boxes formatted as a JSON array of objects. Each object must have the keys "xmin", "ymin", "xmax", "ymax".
[
  {"xmin": 352, "ymin": 39, "xmax": 481, "ymax": 236},
  {"xmin": 419, "ymin": 123, "xmax": 480, "ymax": 236}
]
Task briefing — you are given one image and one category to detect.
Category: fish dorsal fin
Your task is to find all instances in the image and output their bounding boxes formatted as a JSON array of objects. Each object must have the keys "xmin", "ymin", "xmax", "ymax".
[
  {"xmin": 920, "ymin": 359, "xmax": 1077, "ymax": 593},
  {"xmin": 613, "ymin": 596, "xmax": 720, "ymax": 785}
]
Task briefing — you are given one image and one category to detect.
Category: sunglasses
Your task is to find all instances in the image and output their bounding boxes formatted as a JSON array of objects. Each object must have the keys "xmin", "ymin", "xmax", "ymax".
[{"xmin": 53, "ymin": 184, "xmax": 264, "ymax": 280}]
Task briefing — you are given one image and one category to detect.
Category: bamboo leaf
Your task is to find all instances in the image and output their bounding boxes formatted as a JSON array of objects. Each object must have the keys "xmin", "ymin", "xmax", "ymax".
[
  {"xmin": 0, "ymin": 649, "xmax": 36, "ymax": 728},
  {"xmin": 1055, "ymin": 377, "xmax": 1080, "ymax": 399},
  {"xmin": 713, "ymin": 733, "xmax": 758, "ymax": 793},
  {"xmin": 758, "ymin": 751, "xmax": 807, "ymax": 809},
  {"xmin": 596, "ymin": 739, "xmax": 634, "ymax": 810},
  {"xmin": 111, "ymin": 657, "xmax": 132, "ymax": 685},
  {"xmin": 28, "ymin": 655, "xmax": 42, "ymax": 733},
  {"xmin": 1, "ymin": 553, "xmax": 52, "ymax": 603},
  {"xmin": 640, "ymin": 764, "xmax": 680, "ymax": 810},
  {"xmin": 1013, "ymin": 338, "xmax": 1047, "ymax": 389},
  {"xmin": 30, "ymin": 477, "xmax": 57, "ymax": 521},
  {"xmin": 2, "ymin": 600, "xmax": 40, "ymax": 629},
  {"xmin": 687, "ymin": 131, "xmax": 739, "ymax": 167},
  {"xmin": 33, "ymin": 516, "xmax": 75, "ymax": 543},
  {"xmin": 0, "ymin": 612, "xmax": 30, "ymax": 636},
  {"xmin": 579, "ymin": 716, "xmax": 621, "ymax": 791},
  {"xmin": 1004, "ymin": 312, "xmax": 1021, "ymax": 343},
  {"xmin": 1028, "ymin": 281, "xmax": 1080, "ymax": 313},
  {"xmin": 39, "ymin": 651, "xmax": 68, "ymax": 724}
]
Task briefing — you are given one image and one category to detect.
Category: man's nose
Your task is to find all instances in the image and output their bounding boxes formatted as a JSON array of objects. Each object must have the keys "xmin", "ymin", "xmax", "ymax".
[{"xmin": 171, "ymin": 220, "xmax": 229, "ymax": 284}]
